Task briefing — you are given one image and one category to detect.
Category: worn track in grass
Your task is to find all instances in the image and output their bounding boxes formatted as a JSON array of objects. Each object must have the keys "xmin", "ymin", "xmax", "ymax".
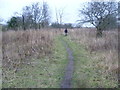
[{"xmin": 60, "ymin": 37, "xmax": 74, "ymax": 88}]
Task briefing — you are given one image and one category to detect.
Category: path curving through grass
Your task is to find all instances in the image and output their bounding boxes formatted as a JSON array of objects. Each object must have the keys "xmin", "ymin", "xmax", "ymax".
[{"xmin": 60, "ymin": 38, "xmax": 74, "ymax": 88}]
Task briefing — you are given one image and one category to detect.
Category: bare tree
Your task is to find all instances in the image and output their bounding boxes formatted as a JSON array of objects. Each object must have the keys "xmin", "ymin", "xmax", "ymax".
[
  {"xmin": 22, "ymin": 2, "xmax": 50, "ymax": 29},
  {"xmin": 55, "ymin": 8, "xmax": 65, "ymax": 29},
  {"xmin": 9, "ymin": 2, "xmax": 50, "ymax": 30},
  {"xmin": 40, "ymin": 1, "xmax": 50, "ymax": 28},
  {"xmin": 78, "ymin": 2, "xmax": 118, "ymax": 37},
  {"xmin": 22, "ymin": 6, "xmax": 33, "ymax": 30},
  {"xmin": 55, "ymin": 8, "xmax": 59, "ymax": 24},
  {"xmin": 58, "ymin": 8, "xmax": 64, "ymax": 25},
  {"xmin": 32, "ymin": 2, "xmax": 43, "ymax": 29}
]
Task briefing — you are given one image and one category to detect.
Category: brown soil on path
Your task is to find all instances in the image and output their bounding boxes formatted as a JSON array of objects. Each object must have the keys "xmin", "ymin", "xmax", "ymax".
[{"xmin": 60, "ymin": 39, "xmax": 74, "ymax": 88}]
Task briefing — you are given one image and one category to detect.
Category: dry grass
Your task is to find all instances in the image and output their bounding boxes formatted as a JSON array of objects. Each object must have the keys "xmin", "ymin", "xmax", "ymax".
[
  {"xmin": 2, "ymin": 29, "xmax": 59, "ymax": 84},
  {"xmin": 68, "ymin": 28, "xmax": 118, "ymax": 81},
  {"xmin": 2, "ymin": 28, "xmax": 118, "ymax": 87}
]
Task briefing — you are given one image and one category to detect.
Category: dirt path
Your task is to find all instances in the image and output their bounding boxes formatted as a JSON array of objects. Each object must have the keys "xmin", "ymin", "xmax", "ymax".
[{"xmin": 60, "ymin": 38, "xmax": 74, "ymax": 88}]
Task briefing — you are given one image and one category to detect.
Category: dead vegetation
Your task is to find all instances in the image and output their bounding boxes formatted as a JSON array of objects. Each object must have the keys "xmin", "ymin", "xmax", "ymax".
[
  {"xmin": 69, "ymin": 28, "xmax": 118, "ymax": 83},
  {"xmin": 2, "ymin": 28, "xmax": 118, "ymax": 87},
  {"xmin": 2, "ymin": 29, "xmax": 59, "ymax": 84}
]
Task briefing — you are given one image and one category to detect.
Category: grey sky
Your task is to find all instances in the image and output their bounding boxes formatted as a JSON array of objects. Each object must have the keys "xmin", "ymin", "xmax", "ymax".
[
  {"xmin": 0, "ymin": 0, "xmax": 119, "ymax": 25},
  {"xmin": 0, "ymin": 0, "xmax": 90, "ymax": 24}
]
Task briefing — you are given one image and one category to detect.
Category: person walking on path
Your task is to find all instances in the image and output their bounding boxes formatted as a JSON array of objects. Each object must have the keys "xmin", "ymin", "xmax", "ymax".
[{"xmin": 64, "ymin": 28, "xmax": 68, "ymax": 36}]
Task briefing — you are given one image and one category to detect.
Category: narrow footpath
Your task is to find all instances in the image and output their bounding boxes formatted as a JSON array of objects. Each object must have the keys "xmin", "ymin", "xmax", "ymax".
[{"xmin": 60, "ymin": 38, "xmax": 74, "ymax": 88}]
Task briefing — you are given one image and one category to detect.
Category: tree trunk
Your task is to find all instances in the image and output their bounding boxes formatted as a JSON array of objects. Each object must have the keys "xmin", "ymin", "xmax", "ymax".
[
  {"xmin": 34, "ymin": 23, "xmax": 37, "ymax": 30},
  {"xmin": 96, "ymin": 28, "xmax": 103, "ymax": 38},
  {"xmin": 22, "ymin": 15, "xmax": 26, "ymax": 30},
  {"xmin": 39, "ymin": 24, "xmax": 41, "ymax": 29}
]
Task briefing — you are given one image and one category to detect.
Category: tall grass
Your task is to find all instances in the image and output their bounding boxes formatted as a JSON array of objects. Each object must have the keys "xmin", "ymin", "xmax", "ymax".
[
  {"xmin": 68, "ymin": 28, "xmax": 118, "ymax": 85},
  {"xmin": 2, "ymin": 29, "xmax": 58, "ymax": 85},
  {"xmin": 2, "ymin": 28, "xmax": 118, "ymax": 87}
]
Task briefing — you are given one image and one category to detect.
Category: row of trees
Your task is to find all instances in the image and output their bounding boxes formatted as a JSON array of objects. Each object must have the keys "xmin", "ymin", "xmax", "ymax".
[
  {"xmin": 7, "ymin": 2, "xmax": 50, "ymax": 30},
  {"xmin": 6, "ymin": 2, "xmax": 73, "ymax": 30},
  {"xmin": 51, "ymin": 23, "xmax": 73, "ymax": 29},
  {"xmin": 2, "ymin": 1, "xmax": 119, "ymax": 37}
]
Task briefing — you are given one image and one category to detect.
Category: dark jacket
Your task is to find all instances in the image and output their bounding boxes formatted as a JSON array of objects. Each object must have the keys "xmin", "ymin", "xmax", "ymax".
[{"xmin": 64, "ymin": 29, "xmax": 68, "ymax": 33}]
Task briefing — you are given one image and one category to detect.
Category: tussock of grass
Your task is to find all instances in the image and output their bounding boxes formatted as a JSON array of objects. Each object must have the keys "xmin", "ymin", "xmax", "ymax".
[
  {"xmin": 68, "ymin": 28, "xmax": 118, "ymax": 72},
  {"xmin": 2, "ymin": 30, "xmax": 68, "ymax": 88},
  {"xmin": 62, "ymin": 35, "xmax": 118, "ymax": 88},
  {"xmin": 2, "ymin": 28, "xmax": 118, "ymax": 88}
]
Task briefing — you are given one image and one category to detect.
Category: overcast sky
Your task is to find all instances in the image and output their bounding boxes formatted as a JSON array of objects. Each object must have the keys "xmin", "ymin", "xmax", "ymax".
[
  {"xmin": 0, "ymin": 0, "xmax": 92, "ymax": 24},
  {"xmin": 0, "ymin": 0, "xmax": 119, "ymax": 25}
]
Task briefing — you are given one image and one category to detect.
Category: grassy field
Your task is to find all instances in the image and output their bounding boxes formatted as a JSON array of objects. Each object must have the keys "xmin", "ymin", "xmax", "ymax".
[
  {"xmin": 2, "ymin": 29, "xmax": 55, "ymax": 88},
  {"xmin": 68, "ymin": 28, "xmax": 118, "ymax": 88},
  {"xmin": 2, "ymin": 28, "xmax": 118, "ymax": 88},
  {"xmin": 62, "ymin": 35, "xmax": 118, "ymax": 88},
  {"xmin": 2, "ymin": 32, "xmax": 68, "ymax": 88}
]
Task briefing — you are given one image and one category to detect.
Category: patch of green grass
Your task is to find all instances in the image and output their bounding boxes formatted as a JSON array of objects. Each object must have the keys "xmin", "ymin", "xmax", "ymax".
[
  {"xmin": 3, "ymin": 35, "xmax": 117, "ymax": 88},
  {"xmin": 61, "ymin": 35, "xmax": 118, "ymax": 88},
  {"xmin": 2, "ymin": 36, "xmax": 68, "ymax": 88}
]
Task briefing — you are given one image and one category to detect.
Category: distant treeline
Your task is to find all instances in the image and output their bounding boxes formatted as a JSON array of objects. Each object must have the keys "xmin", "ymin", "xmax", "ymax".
[
  {"xmin": 1, "ymin": 1, "xmax": 119, "ymax": 38},
  {"xmin": 1, "ymin": 1, "xmax": 74, "ymax": 31}
]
